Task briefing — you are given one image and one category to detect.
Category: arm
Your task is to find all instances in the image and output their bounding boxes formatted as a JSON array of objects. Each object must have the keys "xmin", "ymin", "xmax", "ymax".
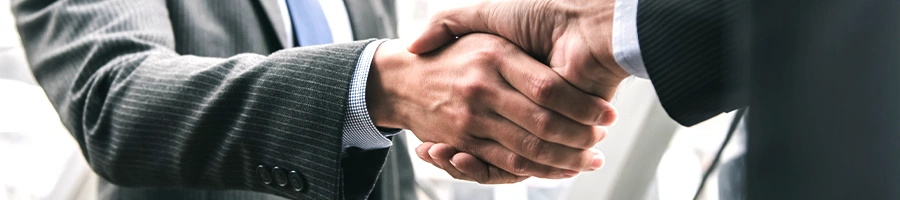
[
  {"xmin": 367, "ymin": 36, "xmax": 613, "ymax": 183},
  {"xmin": 408, "ymin": 0, "xmax": 747, "ymax": 126},
  {"xmin": 14, "ymin": 0, "xmax": 617, "ymax": 196},
  {"xmin": 13, "ymin": 0, "xmax": 365, "ymax": 199},
  {"xmin": 408, "ymin": 0, "xmax": 747, "ymax": 182}
]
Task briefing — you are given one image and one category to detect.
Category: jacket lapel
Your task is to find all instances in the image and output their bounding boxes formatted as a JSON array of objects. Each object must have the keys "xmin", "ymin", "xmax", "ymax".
[{"xmin": 257, "ymin": 0, "xmax": 290, "ymax": 49}]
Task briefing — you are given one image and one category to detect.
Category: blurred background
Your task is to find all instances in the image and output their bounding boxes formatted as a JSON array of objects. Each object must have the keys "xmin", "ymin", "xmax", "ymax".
[{"xmin": 0, "ymin": 0, "xmax": 745, "ymax": 199}]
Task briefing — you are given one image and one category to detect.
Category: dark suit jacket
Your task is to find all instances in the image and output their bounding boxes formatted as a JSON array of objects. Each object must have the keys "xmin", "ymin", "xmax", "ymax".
[
  {"xmin": 12, "ymin": 0, "xmax": 414, "ymax": 199},
  {"xmin": 636, "ymin": 0, "xmax": 900, "ymax": 199},
  {"xmin": 636, "ymin": 0, "xmax": 748, "ymax": 127}
]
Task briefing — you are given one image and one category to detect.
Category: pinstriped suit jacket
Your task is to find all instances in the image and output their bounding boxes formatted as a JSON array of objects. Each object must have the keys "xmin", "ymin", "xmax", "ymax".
[
  {"xmin": 11, "ymin": 0, "xmax": 414, "ymax": 199},
  {"xmin": 637, "ymin": 0, "xmax": 748, "ymax": 126}
]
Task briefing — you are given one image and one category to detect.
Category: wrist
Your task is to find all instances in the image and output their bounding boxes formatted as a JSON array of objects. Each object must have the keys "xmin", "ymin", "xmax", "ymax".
[
  {"xmin": 579, "ymin": 0, "xmax": 629, "ymax": 99},
  {"xmin": 366, "ymin": 40, "xmax": 412, "ymax": 129}
]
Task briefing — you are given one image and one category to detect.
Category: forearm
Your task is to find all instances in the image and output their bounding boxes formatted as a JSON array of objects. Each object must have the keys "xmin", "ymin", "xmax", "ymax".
[
  {"xmin": 84, "ymin": 47, "xmax": 357, "ymax": 193},
  {"xmin": 13, "ymin": 0, "xmax": 372, "ymax": 199}
]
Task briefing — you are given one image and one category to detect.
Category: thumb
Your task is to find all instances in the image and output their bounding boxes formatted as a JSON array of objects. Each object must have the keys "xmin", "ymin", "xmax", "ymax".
[{"xmin": 407, "ymin": 5, "xmax": 489, "ymax": 54}]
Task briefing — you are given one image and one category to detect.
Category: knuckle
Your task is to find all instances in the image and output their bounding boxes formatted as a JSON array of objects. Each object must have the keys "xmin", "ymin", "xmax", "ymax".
[
  {"xmin": 530, "ymin": 111, "xmax": 553, "ymax": 134},
  {"xmin": 575, "ymin": 126, "xmax": 603, "ymax": 149},
  {"xmin": 507, "ymin": 154, "xmax": 530, "ymax": 175},
  {"xmin": 432, "ymin": 11, "xmax": 454, "ymax": 24},
  {"xmin": 469, "ymin": 40, "xmax": 512, "ymax": 62},
  {"xmin": 451, "ymin": 108, "xmax": 477, "ymax": 131},
  {"xmin": 472, "ymin": 47, "xmax": 503, "ymax": 64},
  {"xmin": 482, "ymin": 37, "xmax": 508, "ymax": 50},
  {"xmin": 528, "ymin": 74, "xmax": 557, "ymax": 104},
  {"xmin": 521, "ymin": 134, "xmax": 552, "ymax": 163},
  {"xmin": 589, "ymin": 127, "xmax": 608, "ymax": 146},
  {"xmin": 581, "ymin": 135, "xmax": 598, "ymax": 149},
  {"xmin": 455, "ymin": 77, "xmax": 488, "ymax": 97}
]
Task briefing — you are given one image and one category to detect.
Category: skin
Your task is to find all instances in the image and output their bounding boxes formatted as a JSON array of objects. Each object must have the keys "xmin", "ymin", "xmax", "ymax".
[
  {"xmin": 406, "ymin": 0, "xmax": 628, "ymax": 183},
  {"xmin": 367, "ymin": 34, "xmax": 614, "ymax": 182}
]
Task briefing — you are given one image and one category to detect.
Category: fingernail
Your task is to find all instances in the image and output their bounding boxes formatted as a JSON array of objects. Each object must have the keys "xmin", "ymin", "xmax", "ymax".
[
  {"xmin": 416, "ymin": 150, "xmax": 428, "ymax": 160},
  {"xmin": 450, "ymin": 160, "xmax": 466, "ymax": 174},
  {"xmin": 597, "ymin": 111, "xmax": 612, "ymax": 125},
  {"xmin": 590, "ymin": 154, "xmax": 604, "ymax": 170},
  {"xmin": 429, "ymin": 152, "xmax": 443, "ymax": 169}
]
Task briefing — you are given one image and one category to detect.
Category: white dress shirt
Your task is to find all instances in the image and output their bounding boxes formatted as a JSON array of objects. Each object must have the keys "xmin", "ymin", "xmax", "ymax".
[{"xmin": 612, "ymin": 0, "xmax": 649, "ymax": 78}]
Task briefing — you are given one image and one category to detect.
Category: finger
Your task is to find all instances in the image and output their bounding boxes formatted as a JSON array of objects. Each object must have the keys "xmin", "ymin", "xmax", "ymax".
[
  {"xmin": 428, "ymin": 143, "xmax": 475, "ymax": 182},
  {"xmin": 407, "ymin": 4, "xmax": 489, "ymax": 54},
  {"xmin": 496, "ymin": 51, "xmax": 618, "ymax": 126},
  {"xmin": 489, "ymin": 84, "xmax": 608, "ymax": 150},
  {"xmin": 450, "ymin": 152, "xmax": 531, "ymax": 184},
  {"xmin": 461, "ymin": 138, "xmax": 581, "ymax": 178},
  {"xmin": 416, "ymin": 142, "xmax": 437, "ymax": 165},
  {"xmin": 472, "ymin": 113, "xmax": 603, "ymax": 171}
]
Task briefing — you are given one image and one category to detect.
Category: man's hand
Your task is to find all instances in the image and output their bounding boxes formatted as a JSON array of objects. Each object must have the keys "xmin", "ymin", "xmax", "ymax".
[
  {"xmin": 368, "ymin": 34, "xmax": 614, "ymax": 183},
  {"xmin": 406, "ymin": 0, "xmax": 632, "ymax": 183},
  {"xmin": 407, "ymin": 0, "xmax": 628, "ymax": 100}
]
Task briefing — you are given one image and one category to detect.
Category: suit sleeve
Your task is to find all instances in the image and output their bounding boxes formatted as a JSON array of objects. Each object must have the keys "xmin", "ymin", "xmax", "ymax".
[
  {"xmin": 636, "ymin": 0, "xmax": 749, "ymax": 126},
  {"xmin": 12, "ymin": 0, "xmax": 374, "ymax": 199}
]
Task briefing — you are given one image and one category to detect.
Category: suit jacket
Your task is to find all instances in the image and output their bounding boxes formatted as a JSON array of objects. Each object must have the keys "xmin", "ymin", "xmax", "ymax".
[
  {"xmin": 12, "ymin": 0, "xmax": 415, "ymax": 199},
  {"xmin": 636, "ymin": 0, "xmax": 748, "ymax": 127},
  {"xmin": 636, "ymin": 0, "xmax": 900, "ymax": 199}
]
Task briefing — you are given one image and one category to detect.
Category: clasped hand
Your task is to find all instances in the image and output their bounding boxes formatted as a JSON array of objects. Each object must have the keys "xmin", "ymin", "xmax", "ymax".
[
  {"xmin": 367, "ymin": 34, "xmax": 617, "ymax": 184},
  {"xmin": 398, "ymin": 0, "xmax": 630, "ymax": 184}
]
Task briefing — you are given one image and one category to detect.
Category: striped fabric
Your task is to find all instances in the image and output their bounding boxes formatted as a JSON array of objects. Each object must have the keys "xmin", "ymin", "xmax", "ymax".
[
  {"xmin": 637, "ymin": 0, "xmax": 748, "ymax": 126},
  {"xmin": 342, "ymin": 40, "xmax": 394, "ymax": 150},
  {"xmin": 11, "ymin": 0, "xmax": 384, "ymax": 199}
]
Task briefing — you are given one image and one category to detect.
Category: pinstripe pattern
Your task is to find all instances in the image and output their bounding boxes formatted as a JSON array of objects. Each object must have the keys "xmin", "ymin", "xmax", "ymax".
[
  {"xmin": 11, "ymin": 0, "xmax": 382, "ymax": 199},
  {"xmin": 637, "ymin": 0, "xmax": 747, "ymax": 126}
]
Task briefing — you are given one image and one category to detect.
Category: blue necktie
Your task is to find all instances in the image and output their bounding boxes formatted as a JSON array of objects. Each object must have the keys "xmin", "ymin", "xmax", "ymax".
[{"xmin": 285, "ymin": 0, "xmax": 333, "ymax": 46}]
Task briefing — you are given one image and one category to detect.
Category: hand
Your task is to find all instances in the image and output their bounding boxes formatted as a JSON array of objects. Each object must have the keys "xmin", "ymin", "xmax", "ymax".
[
  {"xmin": 407, "ymin": 0, "xmax": 629, "ymax": 100},
  {"xmin": 368, "ymin": 34, "xmax": 614, "ymax": 182},
  {"xmin": 415, "ymin": 142, "xmax": 604, "ymax": 184},
  {"xmin": 407, "ymin": 0, "xmax": 629, "ymax": 183}
]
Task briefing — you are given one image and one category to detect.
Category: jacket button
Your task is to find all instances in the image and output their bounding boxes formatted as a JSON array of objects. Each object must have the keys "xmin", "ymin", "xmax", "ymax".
[
  {"xmin": 289, "ymin": 171, "xmax": 307, "ymax": 192},
  {"xmin": 272, "ymin": 166, "xmax": 288, "ymax": 186},
  {"xmin": 257, "ymin": 165, "xmax": 272, "ymax": 184}
]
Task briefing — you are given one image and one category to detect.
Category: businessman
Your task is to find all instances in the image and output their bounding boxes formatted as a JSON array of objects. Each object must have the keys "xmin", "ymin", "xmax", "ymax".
[
  {"xmin": 12, "ymin": 0, "xmax": 616, "ymax": 199},
  {"xmin": 412, "ymin": 0, "xmax": 900, "ymax": 199}
]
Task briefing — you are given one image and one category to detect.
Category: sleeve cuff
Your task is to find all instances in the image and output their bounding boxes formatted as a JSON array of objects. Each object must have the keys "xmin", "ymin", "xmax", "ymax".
[
  {"xmin": 341, "ymin": 39, "xmax": 397, "ymax": 151},
  {"xmin": 612, "ymin": 0, "xmax": 649, "ymax": 79}
]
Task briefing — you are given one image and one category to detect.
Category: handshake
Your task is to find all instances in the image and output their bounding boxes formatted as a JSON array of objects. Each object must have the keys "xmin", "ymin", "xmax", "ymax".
[{"xmin": 367, "ymin": 0, "xmax": 627, "ymax": 184}]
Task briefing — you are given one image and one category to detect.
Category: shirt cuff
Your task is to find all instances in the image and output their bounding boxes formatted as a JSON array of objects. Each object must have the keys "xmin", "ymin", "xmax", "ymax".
[
  {"xmin": 341, "ymin": 39, "xmax": 401, "ymax": 151},
  {"xmin": 612, "ymin": 0, "xmax": 649, "ymax": 79}
]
